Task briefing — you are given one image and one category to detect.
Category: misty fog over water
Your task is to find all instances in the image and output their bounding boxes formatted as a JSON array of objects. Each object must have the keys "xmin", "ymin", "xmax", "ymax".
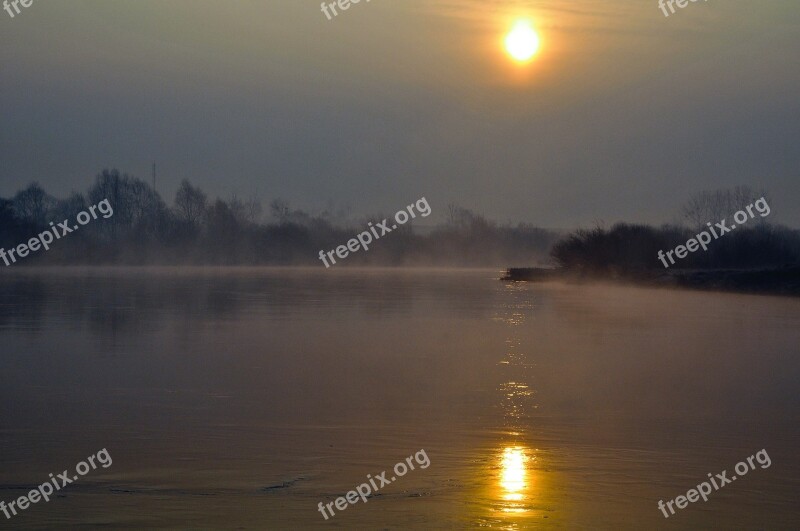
[
  {"xmin": 3, "ymin": 0, "xmax": 800, "ymax": 528},
  {"xmin": 1, "ymin": 268, "xmax": 798, "ymax": 528}
]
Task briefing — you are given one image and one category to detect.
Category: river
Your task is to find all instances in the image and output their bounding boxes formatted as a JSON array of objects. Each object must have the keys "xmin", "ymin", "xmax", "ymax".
[{"xmin": 1, "ymin": 268, "xmax": 798, "ymax": 529}]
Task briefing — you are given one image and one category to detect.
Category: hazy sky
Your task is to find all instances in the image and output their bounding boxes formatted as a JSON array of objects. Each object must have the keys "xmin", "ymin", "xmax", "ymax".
[{"xmin": 1, "ymin": 0, "xmax": 799, "ymax": 227}]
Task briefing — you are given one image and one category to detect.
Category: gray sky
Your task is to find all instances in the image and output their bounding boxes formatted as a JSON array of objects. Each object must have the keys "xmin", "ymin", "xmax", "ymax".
[{"xmin": 1, "ymin": 0, "xmax": 799, "ymax": 227}]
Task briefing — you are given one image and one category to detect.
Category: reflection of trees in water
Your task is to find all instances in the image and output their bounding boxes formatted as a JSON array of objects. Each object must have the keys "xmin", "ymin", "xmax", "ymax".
[
  {"xmin": 0, "ymin": 278, "xmax": 48, "ymax": 331},
  {"xmin": 0, "ymin": 270, "xmax": 498, "ymax": 341}
]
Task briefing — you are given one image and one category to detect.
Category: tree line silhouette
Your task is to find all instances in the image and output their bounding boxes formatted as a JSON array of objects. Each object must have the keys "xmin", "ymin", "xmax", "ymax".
[
  {"xmin": 551, "ymin": 187, "xmax": 800, "ymax": 274},
  {"xmin": 0, "ymin": 169, "xmax": 558, "ymax": 266},
  {"xmin": 3, "ymin": 174, "xmax": 795, "ymax": 271}
]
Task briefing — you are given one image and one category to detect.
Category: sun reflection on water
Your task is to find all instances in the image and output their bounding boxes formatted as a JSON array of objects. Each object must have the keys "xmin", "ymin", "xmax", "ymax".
[
  {"xmin": 492, "ymin": 283, "xmax": 538, "ymax": 518},
  {"xmin": 499, "ymin": 446, "xmax": 531, "ymax": 513}
]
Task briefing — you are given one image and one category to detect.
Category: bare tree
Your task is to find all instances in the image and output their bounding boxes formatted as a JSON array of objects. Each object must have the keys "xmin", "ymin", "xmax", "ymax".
[
  {"xmin": 445, "ymin": 204, "xmax": 492, "ymax": 231},
  {"xmin": 229, "ymin": 194, "xmax": 262, "ymax": 226},
  {"xmin": 51, "ymin": 192, "xmax": 88, "ymax": 222},
  {"xmin": 12, "ymin": 182, "xmax": 54, "ymax": 226},
  {"xmin": 88, "ymin": 169, "xmax": 163, "ymax": 242},
  {"xmin": 446, "ymin": 204, "xmax": 464, "ymax": 227},
  {"xmin": 174, "ymin": 179, "xmax": 208, "ymax": 228},
  {"xmin": 270, "ymin": 199, "xmax": 291, "ymax": 223},
  {"xmin": 681, "ymin": 186, "xmax": 769, "ymax": 227}
]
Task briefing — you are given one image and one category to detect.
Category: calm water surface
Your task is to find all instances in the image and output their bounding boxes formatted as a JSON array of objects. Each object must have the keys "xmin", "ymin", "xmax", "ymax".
[{"xmin": 1, "ymin": 268, "xmax": 798, "ymax": 529}]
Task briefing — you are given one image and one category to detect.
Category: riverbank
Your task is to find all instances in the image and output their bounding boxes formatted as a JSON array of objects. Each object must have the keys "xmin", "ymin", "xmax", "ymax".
[{"xmin": 502, "ymin": 266, "xmax": 800, "ymax": 296}]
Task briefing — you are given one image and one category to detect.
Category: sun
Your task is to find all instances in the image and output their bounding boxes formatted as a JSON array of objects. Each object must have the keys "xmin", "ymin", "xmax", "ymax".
[{"xmin": 504, "ymin": 20, "xmax": 540, "ymax": 62}]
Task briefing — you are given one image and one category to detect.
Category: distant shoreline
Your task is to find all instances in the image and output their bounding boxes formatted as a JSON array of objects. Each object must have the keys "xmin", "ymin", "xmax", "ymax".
[{"xmin": 501, "ymin": 266, "xmax": 800, "ymax": 297}]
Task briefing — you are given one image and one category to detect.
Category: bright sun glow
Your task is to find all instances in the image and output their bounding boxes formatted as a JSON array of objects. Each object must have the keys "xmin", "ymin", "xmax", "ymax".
[
  {"xmin": 500, "ymin": 447, "xmax": 526, "ymax": 501},
  {"xmin": 504, "ymin": 20, "xmax": 540, "ymax": 62}
]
